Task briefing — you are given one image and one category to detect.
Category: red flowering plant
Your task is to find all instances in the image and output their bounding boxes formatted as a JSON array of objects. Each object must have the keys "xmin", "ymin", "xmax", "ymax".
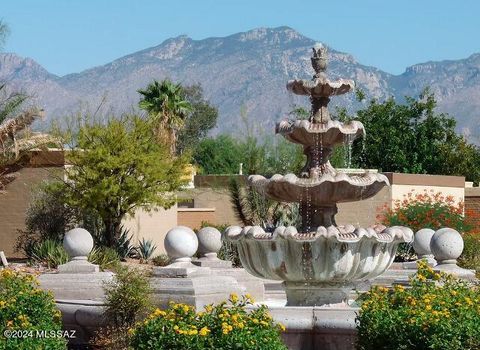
[{"xmin": 377, "ymin": 189, "xmax": 480, "ymax": 261}]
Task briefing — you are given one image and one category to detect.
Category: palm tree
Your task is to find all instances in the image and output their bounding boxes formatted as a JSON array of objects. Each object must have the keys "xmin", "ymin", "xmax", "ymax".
[
  {"xmin": 0, "ymin": 85, "xmax": 49, "ymax": 191},
  {"xmin": 138, "ymin": 79, "xmax": 191, "ymax": 154}
]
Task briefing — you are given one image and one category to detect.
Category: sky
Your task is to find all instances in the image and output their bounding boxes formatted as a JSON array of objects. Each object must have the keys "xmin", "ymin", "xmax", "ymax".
[{"xmin": 1, "ymin": 0, "xmax": 479, "ymax": 76}]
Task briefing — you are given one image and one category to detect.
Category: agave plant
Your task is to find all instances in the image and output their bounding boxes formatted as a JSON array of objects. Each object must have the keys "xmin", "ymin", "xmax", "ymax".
[{"xmin": 137, "ymin": 238, "xmax": 157, "ymax": 262}]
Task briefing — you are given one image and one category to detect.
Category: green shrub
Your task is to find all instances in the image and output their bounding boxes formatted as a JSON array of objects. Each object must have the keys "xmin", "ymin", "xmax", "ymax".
[
  {"xmin": 152, "ymin": 254, "xmax": 171, "ymax": 267},
  {"xmin": 30, "ymin": 239, "xmax": 69, "ymax": 268},
  {"xmin": 356, "ymin": 260, "xmax": 480, "ymax": 350},
  {"xmin": 103, "ymin": 266, "xmax": 152, "ymax": 328},
  {"xmin": 88, "ymin": 246, "xmax": 120, "ymax": 271},
  {"xmin": 378, "ymin": 190, "xmax": 475, "ymax": 233},
  {"xmin": 458, "ymin": 233, "xmax": 480, "ymax": 278},
  {"xmin": 377, "ymin": 190, "xmax": 477, "ymax": 261},
  {"xmin": 130, "ymin": 294, "xmax": 287, "ymax": 350},
  {"xmin": 0, "ymin": 269, "xmax": 67, "ymax": 350}
]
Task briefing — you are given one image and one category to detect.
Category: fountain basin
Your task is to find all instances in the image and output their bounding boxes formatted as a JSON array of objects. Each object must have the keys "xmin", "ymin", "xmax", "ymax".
[
  {"xmin": 276, "ymin": 119, "xmax": 364, "ymax": 148},
  {"xmin": 224, "ymin": 225, "xmax": 413, "ymax": 306},
  {"xmin": 287, "ymin": 77, "xmax": 354, "ymax": 97},
  {"xmin": 249, "ymin": 172, "xmax": 389, "ymax": 205}
]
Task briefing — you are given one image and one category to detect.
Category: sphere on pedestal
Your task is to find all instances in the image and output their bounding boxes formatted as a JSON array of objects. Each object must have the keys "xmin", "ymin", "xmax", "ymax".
[
  {"xmin": 197, "ymin": 227, "xmax": 222, "ymax": 256},
  {"xmin": 430, "ymin": 228, "xmax": 464, "ymax": 262},
  {"xmin": 164, "ymin": 226, "xmax": 198, "ymax": 259},
  {"xmin": 63, "ymin": 228, "xmax": 94, "ymax": 258},
  {"xmin": 412, "ymin": 228, "xmax": 435, "ymax": 257}
]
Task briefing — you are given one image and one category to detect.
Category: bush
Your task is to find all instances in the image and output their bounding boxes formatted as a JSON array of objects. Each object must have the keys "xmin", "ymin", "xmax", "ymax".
[
  {"xmin": 356, "ymin": 260, "xmax": 480, "ymax": 350},
  {"xmin": 30, "ymin": 239, "xmax": 69, "ymax": 268},
  {"xmin": 378, "ymin": 190, "xmax": 476, "ymax": 233},
  {"xmin": 152, "ymin": 254, "xmax": 171, "ymax": 267},
  {"xmin": 377, "ymin": 190, "xmax": 477, "ymax": 261},
  {"xmin": 130, "ymin": 294, "xmax": 287, "ymax": 350},
  {"xmin": 88, "ymin": 246, "xmax": 120, "ymax": 271},
  {"xmin": 458, "ymin": 233, "xmax": 480, "ymax": 278},
  {"xmin": 103, "ymin": 266, "xmax": 152, "ymax": 328},
  {"xmin": 0, "ymin": 269, "xmax": 67, "ymax": 350}
]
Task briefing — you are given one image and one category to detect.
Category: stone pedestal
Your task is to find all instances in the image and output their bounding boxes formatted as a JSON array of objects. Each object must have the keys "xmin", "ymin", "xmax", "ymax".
[
  {"xmin": 284, "ymin": 282, "xmax": 354, "ymax": 307},
  {"xmin": 152, "ymin": 226, "xmax": 243, "ymax": 310},
  {"xmin": 151, "ymin": 266, "xmax": 242, "ymax": 310},
  {"xmin": 431, "ymin": 228, "xmax": 476, "ymax": 280},
  {"xmin": 403, "ymin": 228, "xmax": 437, "ymax": 269}
]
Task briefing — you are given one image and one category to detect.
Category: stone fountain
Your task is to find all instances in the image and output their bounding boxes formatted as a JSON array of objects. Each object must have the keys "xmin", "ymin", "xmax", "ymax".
[{"xmin": 225, "ymin": 44, "xmax": 413, "ymax": 307}]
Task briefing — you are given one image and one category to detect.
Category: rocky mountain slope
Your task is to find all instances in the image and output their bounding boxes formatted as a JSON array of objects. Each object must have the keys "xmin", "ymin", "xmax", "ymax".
[{"xmin": 0, "ymin": 27, "xmax": 479, "ymax": 142}]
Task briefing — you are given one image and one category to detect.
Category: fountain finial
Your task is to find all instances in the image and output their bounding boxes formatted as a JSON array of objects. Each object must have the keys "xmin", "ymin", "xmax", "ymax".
[{"xmin": 311, "ymin": 42, "xmax": 328, "ymax": 75}]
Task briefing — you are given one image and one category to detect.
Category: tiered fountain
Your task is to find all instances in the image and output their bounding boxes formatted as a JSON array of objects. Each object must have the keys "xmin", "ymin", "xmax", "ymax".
[{"xmin": 225, "ymin": 44, "xmax": 413, "ymax": 307}]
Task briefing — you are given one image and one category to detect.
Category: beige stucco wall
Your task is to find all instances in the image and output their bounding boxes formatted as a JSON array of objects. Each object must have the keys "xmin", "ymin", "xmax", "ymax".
[
  {"xmin": 122, "ymin": 205, "xmax": 178, "ymax": 256},
  {"xmin": 336, "ymin": 187, "xmax": 391, "ymax": 227},
  {"xmin": 186, "ymin": 187, "xmax": 242, "ymax": 226}
]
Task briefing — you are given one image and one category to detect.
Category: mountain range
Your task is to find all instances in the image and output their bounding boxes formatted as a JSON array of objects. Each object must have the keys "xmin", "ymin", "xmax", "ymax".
[{"xmin": 1, "ymin": 26, "xmax": 480, "ymax": 143}]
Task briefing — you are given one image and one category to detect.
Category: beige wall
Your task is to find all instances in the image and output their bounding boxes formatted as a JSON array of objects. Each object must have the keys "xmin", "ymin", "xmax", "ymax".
[
  {"xmin": 187, "ymin": 187, "xmax": 243, "ymax": 226},
  {"xmin": 177, "ymin": 208, "xmax": 216, "ymax": 230},
  {"xmin": 391, "ymin": 184, "xmax": 464, "ymax": 205},
  {"xmin": 336, "ymin": 187, "xmax": 391, "ymax": 227},
  {"xmin": 122, "ymin": 205, "xmax": 178, "ymax": 256}
]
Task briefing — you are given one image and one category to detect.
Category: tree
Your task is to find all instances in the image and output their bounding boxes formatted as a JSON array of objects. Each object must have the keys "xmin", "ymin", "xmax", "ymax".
[
  {"xmin": 138, "ymin": 79, "xmax": 192, "ymax": 154},
  {"xmin": 0, "ymin": 21, "xmax": 50, "ymax": 191},
  {"xmin": 55, "ymin": 115, "xmax": 188, "ymax": 247},
  {"xmin": 344, "ymin": 89, "xmax": 480, "ymax": 183},
  {"xmin": 176, "ymin": 84, "xmax": 218, "ymax": 154},
  {"xmin": 193, "ymin": 135, "xmax": 243, "ymax": 175}
]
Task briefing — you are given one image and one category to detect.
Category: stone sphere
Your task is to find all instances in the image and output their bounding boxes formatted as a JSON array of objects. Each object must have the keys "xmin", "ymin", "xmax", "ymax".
[
  {"xmin": 63, "ymin": 228, "xmax": 94, "ymax": 258},
  {"xmin": 197, "ymin": 227, "xmax": 222, "ymax": 255},
  {"xmin": 164, "ymin": 226, "xmax": 198, "ymax": 259},
  {"xmin": 412, "ymin": 228, "xmax": 435, "ymax": 256},
  {"xmin": 430, "ymin": 228, "xmax": 464, "ymax": 262}
]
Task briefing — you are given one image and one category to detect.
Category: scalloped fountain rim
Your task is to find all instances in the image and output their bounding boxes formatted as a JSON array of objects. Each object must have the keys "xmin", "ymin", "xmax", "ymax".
[
  {"xmin": 276, "ymin": 119, "xmax": 365, "ymax": 136},
  {"xmin": 249, "ymin": 171, "xmax": 390, "ymax": 188},
  {"xmin": 286, "ymin": 77, "xmax": 355, "ymax": 95},
  {"xmin": 224, "ymin": 225, "xmax": 413, "ymax": 244}
]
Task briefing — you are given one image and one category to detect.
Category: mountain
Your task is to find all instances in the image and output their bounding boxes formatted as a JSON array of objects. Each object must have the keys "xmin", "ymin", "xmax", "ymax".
[{"xmin": 1, "ymin": 27, "xmax": 479, "ymax": 143}]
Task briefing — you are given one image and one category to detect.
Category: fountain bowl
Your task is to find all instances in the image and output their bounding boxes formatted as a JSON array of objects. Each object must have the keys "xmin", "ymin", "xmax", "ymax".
[{"xmin": 224, "ymin": 225, "xmax": 413, "ymax": 306}]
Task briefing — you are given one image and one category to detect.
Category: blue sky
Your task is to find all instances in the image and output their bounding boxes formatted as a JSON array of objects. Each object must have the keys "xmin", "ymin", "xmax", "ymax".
[{"xmin": 1, "ymin": 0, "xmax": 479, "ymax": 76}]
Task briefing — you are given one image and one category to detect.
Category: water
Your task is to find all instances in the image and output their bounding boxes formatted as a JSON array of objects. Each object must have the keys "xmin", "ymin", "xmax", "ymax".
[{"xmin": 343, "ymin": 133, "xmax": 354, "ymax": 168}]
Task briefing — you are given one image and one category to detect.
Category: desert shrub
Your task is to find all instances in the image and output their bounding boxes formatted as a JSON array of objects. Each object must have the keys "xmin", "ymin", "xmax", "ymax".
[
  {"xmin": 458, "ymin": 233, "xmax": 480, "ymax": 277},
  {"xmin": 88, "ymin": 246, "xmax": 120, "ymax": 271},
  {"xmin": 377, "ymin": 190, "xmax": 477, "ymax": 261},
  {"xmin": 152, "ymin": 254, "xmax": 171, "ymax": 267},
  {"xmin": 103, "ymin": 265, "xmax": 152, "ymax": 328},
  {"xmin": 356, "ymin": 260, "xmax": 480, "ymax": 350},
  {"xmin": 137, "ymin": 238, "xmax": 157, "ymax": 262},
  {"xmin": 130, "ymin": 294, "xmax": 287, "ymax": 350},
  {"xmin": 0, "ymin": 269, "xmax": 67, "ymax": 350},
  {"xmin": 378, "ymin": 190, "xmax": 475, "ymax": 233},
  {"xmin": 29, "ymin": 239, "xmax": 69, "ymax": 268}
]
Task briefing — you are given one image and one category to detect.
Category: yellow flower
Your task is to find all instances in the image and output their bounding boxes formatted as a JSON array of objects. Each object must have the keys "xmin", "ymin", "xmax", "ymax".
[
  {"xmin": 6, "ymin": 320, "xmax": 13, "ymax": 328},
  {"xmin": 230, "ymin": 293, "xmax": 239, "ymax": 303},
  {"xmin": 199, "ymin": 327, "xmax": 210, "ymax": 336},
  {"xmin": 0, "ymin": 300, "xmax": 6, "ymax": 308},
  {"xmin": 205, "ymin": 305, "xmax": 213, "ymax": 313},
  {"xmin": 182, "ymin": 305, "xmax": 190, "ymax": 313},
  {"xmin": 252, "ymin": 318, "xmax": 259, "ymax": 324},
  {"xmin": 278, "ymin": 323, "xmax": 286, "ymax": 332}
]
